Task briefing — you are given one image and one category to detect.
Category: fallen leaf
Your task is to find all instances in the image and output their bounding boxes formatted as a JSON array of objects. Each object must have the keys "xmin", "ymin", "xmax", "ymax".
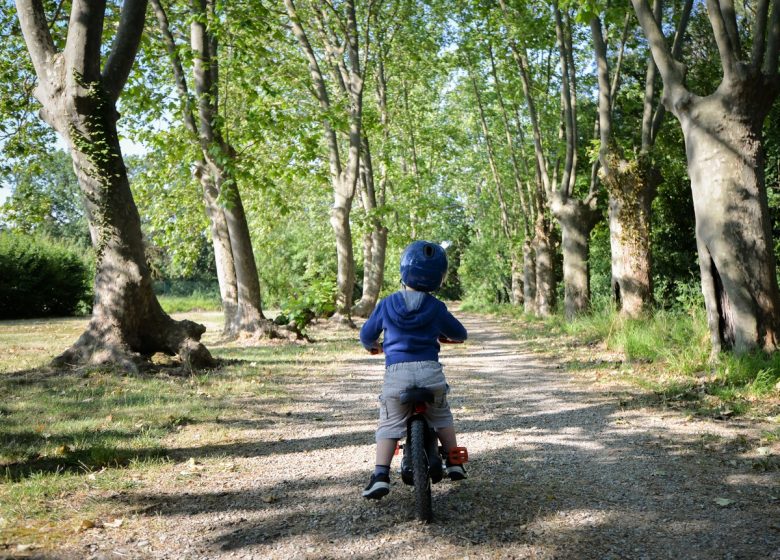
[
  {"xmin": 261, "ymin": 494, "xmax": 277, "ymax": 503},
  {"xmin": 103, "ymin": 518, "xmax": 124, "ymax": 528},
  {"xmin": 55, "ymin": 444, "xmax": 73, "ymax": 456},
  {"xmin": 715, "ymin": 498, "xmax": 734, "ymax": 507},
  {"xmin": 77, "ymin": 519, "xmax": 97, "ymax": 532},
  {"xmin": 105, "ymin": 415, "xmax": 113, "ymax": 422},
  {"xmin": 187, "ymin": 458, "xmax": 197, "ymax": 468}
]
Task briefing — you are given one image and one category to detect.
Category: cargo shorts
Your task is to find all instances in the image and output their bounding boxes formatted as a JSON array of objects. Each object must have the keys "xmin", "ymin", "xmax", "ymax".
[{"xmin": 375, "ymin": 360, "xmax": 453, "ymax": 441}]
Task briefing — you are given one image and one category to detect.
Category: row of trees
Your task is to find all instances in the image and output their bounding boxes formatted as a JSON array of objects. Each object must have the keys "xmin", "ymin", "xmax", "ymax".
[{"xmin": 1, "ymin": 0, "xmax": 779, "ymax": 370}]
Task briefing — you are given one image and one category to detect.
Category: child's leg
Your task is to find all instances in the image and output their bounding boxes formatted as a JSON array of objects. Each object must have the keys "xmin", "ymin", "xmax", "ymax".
[
  {"xmin": 375, "ymin": 437, "xmax": 398, "ymax": 467},
  {"xmin": 436, "ymin": 425, "xmax": 457, "ymax": 453}
]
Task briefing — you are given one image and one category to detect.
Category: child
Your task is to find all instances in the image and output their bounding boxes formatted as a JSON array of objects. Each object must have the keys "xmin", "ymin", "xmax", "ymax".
[{"xmin": 359, "ymin": 240, "xmax": 468, "ymax": 500}]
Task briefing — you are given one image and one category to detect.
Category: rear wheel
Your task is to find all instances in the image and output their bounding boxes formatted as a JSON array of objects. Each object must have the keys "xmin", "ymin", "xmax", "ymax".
[{"xmin": 410, "ymin": 417, "xmax": 432, "ymax": 522}]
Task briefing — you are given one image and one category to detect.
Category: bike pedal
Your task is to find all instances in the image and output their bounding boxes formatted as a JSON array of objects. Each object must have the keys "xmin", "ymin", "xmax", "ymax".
[{"xmin": 448, "ymin": 446, "xmax": 469, "ymax": 464}]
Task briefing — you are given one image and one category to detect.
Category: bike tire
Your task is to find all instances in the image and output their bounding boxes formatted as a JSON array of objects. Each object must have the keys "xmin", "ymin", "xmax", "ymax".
[{"xmin": 410, "ymin": 417, "xmax": 433, "ymax": 523}]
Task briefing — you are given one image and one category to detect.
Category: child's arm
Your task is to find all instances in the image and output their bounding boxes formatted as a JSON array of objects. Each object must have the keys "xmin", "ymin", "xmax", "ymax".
[
  {"xmin": 359, "ymin": 301, "xmax": 384, "ymax": 352},
  {"xmin": 439, "ymin": 310, "xmax": 467, "ymax": 342}
]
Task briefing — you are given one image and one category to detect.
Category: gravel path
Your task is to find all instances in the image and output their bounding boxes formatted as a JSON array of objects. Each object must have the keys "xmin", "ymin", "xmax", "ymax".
[{"xmin": 71, "ymin": 313, "xmax": 779, "ymax": 560}]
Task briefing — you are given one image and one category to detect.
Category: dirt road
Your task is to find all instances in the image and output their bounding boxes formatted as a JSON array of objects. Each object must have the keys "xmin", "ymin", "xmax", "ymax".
[{"xmin": 71, "ymin": 313, "xmax": 779, "ymax": 559}]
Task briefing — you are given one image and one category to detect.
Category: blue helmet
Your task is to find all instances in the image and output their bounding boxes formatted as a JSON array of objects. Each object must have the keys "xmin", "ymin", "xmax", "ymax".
[{"xmin": 400, "ymin": 241, "xmax": 448, "ymax": 292}]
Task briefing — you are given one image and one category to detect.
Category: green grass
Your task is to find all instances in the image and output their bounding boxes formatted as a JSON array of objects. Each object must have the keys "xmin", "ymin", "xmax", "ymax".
[
  {"xmin": 0, "ymin": 314, "xmax": 355, "ymax": 547},
  {"xmin": 469, "ymin": 302, "xmax": 780, "ymax": 419},
  {"xmin": 157, "ymin": 293, "xmax": 222, "ymax": 313}
]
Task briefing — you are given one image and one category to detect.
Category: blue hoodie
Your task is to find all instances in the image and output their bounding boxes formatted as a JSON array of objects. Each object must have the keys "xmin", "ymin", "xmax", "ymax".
[{"xmin": 360, "ymin": 291, "xmax": 467, "ymax": 366}]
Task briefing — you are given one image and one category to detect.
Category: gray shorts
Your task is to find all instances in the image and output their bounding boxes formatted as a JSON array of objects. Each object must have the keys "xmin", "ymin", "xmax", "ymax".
[{"xmin": 376, "ymin": 360, "xmax": 453, "ymax": 441}]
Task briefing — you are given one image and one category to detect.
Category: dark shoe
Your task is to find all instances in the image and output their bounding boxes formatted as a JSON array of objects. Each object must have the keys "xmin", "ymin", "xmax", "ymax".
[
  {"xmin": 400, "ymin": 455, "xmax": 413, "ymax": 486},
  {"xmin": 362, "ymin": 473, "xmax": 390, "ymax": 499},
  {"xmin": 446, "ymin": 462, "xmax": 467, "ymax": 481}
]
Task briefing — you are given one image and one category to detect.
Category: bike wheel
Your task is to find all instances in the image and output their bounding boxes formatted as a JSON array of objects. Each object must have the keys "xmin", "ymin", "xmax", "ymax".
[{"xmin": 410, "ymin": 417, "xmax": 432, "ymax": 522}]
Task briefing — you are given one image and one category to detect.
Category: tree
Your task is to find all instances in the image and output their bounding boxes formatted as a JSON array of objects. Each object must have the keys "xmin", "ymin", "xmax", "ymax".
[
  {"xmin": 148, "ymin": 0, "xmax": 276, "ymax": 337},
  {"xmin": 14, "ymin": 0, "xmax": 213, "ymax": 370},
  {"xmin": 592, "ymin": 1, "xmax": 692, "ymax": 317},
  {"xmin": 632, "ymin": 0, "xmax": 780, "ymax": 353},
  {"xmin": 283, "ymin": 0, "xmax": 369, "ymax": 323}
]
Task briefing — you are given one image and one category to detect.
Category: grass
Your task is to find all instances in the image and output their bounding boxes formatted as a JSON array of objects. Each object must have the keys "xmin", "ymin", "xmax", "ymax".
[
  {"xmin": 465, "ymin": 301, "xmax": 780, "ymax": 420},
  {"xmin": 157, "ymin": 293, "xmax": 222, "ymax": 313},
  {"xmin": 0, "ymin": 312, "xmax": 356, "ymax": 549}
]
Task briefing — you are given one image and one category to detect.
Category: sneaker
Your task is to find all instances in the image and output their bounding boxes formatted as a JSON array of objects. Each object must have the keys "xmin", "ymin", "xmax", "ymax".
[
  {"xmin": 446, "ymin": 461, "xmax": 467, "ymax": 481},
  {"xmin": 362, "ymin": 473, "xmax": 390, "ymax": 499}
]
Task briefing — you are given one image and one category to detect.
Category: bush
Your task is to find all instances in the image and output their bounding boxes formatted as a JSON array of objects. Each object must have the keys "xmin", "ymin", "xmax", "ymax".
[{"xmin": 0, "ymin": 233, "xmax": 93, "ymax": 318}]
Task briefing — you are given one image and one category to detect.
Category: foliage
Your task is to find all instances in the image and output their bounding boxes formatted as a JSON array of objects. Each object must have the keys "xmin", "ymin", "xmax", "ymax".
[
  {"xmin": 0, "ymin": 233, "xmax": 93, "ymax": 319},
  {"xmin": 0, "ymin": 149, "xmax": 90, "ymax": 243}
]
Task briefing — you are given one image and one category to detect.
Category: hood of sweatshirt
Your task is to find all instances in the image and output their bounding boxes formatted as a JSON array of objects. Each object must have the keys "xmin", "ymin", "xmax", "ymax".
[{"xmin": 384, "ymin": 290, "xmax": 440, "ymax": 330}]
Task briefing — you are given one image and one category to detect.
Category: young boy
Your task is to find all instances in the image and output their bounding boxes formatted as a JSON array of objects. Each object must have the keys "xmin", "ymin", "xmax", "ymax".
[{"xmin": 359, "ymin": 240, "xmax": 468, "ymax": 500}]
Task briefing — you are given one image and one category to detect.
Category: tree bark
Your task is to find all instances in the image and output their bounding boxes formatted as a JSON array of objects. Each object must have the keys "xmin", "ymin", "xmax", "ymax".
[
  {"xmin": 510, "ymin": 251, "xmax": 524, "ymax": 306},
  {"xmin": 194, "ymin": 161, "xmax": 238, "ymax": 330},
  {"xmin": 603, "ymin": 156, "xmax": 657, "ymax": 316},
  {"xmin": 352, "ymin": 136, "xmax": 387, "ymax": 317},
  {"xmin": 522, "ymin": 239, "xmax": 537, "ymax": 315},
  {"xmin": 553, "ymin": 196, "xmax": 599, "ymax": 319},
  {"xmin": 534, "ymin": 214, "xmax": 555, "ymax": 316},
  {"xmin": 683, "ymin": 92, "xmax": 780, "ymax": 352}
]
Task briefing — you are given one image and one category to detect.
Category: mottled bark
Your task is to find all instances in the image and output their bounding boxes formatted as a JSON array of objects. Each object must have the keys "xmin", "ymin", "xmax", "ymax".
[
  {"xmin": 534, "ymin": 215, "xmax": 555, "ymax": 317},
  {"xmin": 553, "ymin": 196, "xmax": 599, "ymax": 319},
  {"xmin": 603, "ymin": 156, "xmax": 657, "ymax": 317},
  {"xmin": 683, "ymin": 93, "xmax": 780, "ymax": 352}
]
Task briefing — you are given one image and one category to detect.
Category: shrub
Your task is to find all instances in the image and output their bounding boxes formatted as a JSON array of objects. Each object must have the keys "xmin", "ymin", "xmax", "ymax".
[{"xmin": 0, "ymin": 233, "xmax": 93, "ymax": 318}]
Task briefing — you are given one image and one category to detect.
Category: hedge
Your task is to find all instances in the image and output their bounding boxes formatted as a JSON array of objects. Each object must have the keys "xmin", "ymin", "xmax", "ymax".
[{"xmin": 0, "ymin": 232, "xmax": 93, "ymax": 318}]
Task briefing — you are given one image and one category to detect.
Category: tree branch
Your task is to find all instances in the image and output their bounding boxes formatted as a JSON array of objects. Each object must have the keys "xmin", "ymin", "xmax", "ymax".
[
  {"xmin": 650, "ymin": 0, "xmax": 693, "ymax": 143},
  {"xmin": 751, "ymin": 0, "xmax": 770, "ymax": 69},
  {"xmin": 149, "ymin": 0, "xmax": 198, "ymax": 137},
  {"xmin": 591, "ymin": 15, "xmax": 611, "ymax": 174},
  {"xmin": 64, "ymin": 0, "xmax": 106, "ymax": 86},
  {"xmin": 720, "ymin": 0, "xmax": 741, "ymax": 59},
  {"xmin": 706, "ymin": 0, "xmax": 740, "ymax": 81},
  {"xmin": 765, "ymin": 0, "xmax": 780, "ymax": 76},
  {"xmin": 14, "ymin": 0, "xmax": 57, "ymax": 90},
  {"xmin": 631, "ymin": 0, "xmax": 688, "ymax": 109},
  {"xmin": 102, "ymin": 0, "xmax": 149, "ymax": 103}
]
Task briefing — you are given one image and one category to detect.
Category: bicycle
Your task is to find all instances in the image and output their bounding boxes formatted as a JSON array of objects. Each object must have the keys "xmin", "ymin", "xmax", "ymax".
[{"xmin": 393, "ymin": 338, "xmax": 468, "ymax": 523}]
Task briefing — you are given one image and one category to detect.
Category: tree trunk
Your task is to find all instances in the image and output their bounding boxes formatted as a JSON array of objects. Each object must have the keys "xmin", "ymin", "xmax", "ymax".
[
  {"xmin": 56, "ymin": 98, "xmax": 213, "ymax": 370},
  {"xmin": 352, "ymin": 137, "xmax": 386, "ymax": 318},
  {"xmin": 510, "ymin": 251, "xmax": 524, "ymax": 306},
  {"xmin": 682, "ymin": 90, "xmax": 780, "ymax": 353},
  {"xmin": 554, "ymin": 196, "xmax": 599, "ymax": 320},
  {"xmin": 332, "ymin": 190, "xmax": 356, "ymax": 322},
  {"xmin": 534, "ymin": 215, "xmax": 555, "ymax": 317},
  {"xmin": 523, "ymin": 239, "xmax": 537, "ymax": 315},
  {"xmin": 603, "ymin": 155, "xmax": 657, "ymax": 317},
  {"xmin": 194, "ymin": 162, "xmax": 238, "ymax": 333}
]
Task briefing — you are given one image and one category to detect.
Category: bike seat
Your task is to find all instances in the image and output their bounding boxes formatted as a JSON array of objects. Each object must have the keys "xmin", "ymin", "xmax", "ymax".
[{"xmin": 399, "ymin": 387, "xmax": 435, "ymax": 405}]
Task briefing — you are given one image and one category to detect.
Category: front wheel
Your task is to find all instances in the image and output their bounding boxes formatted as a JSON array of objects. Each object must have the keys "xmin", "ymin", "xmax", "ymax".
[{"xmin": 410, "ymin": 417, "xmax": 432, "ymax": 522}]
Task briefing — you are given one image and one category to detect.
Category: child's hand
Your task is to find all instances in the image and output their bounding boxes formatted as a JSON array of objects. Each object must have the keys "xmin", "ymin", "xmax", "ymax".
[
  {"xmin": 369, "ymin": 343, "xmax": 383, "ymax": 355},
  {"xmin": 438, "ymin": 335, "xmax": 463, "ymax": 344}
]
